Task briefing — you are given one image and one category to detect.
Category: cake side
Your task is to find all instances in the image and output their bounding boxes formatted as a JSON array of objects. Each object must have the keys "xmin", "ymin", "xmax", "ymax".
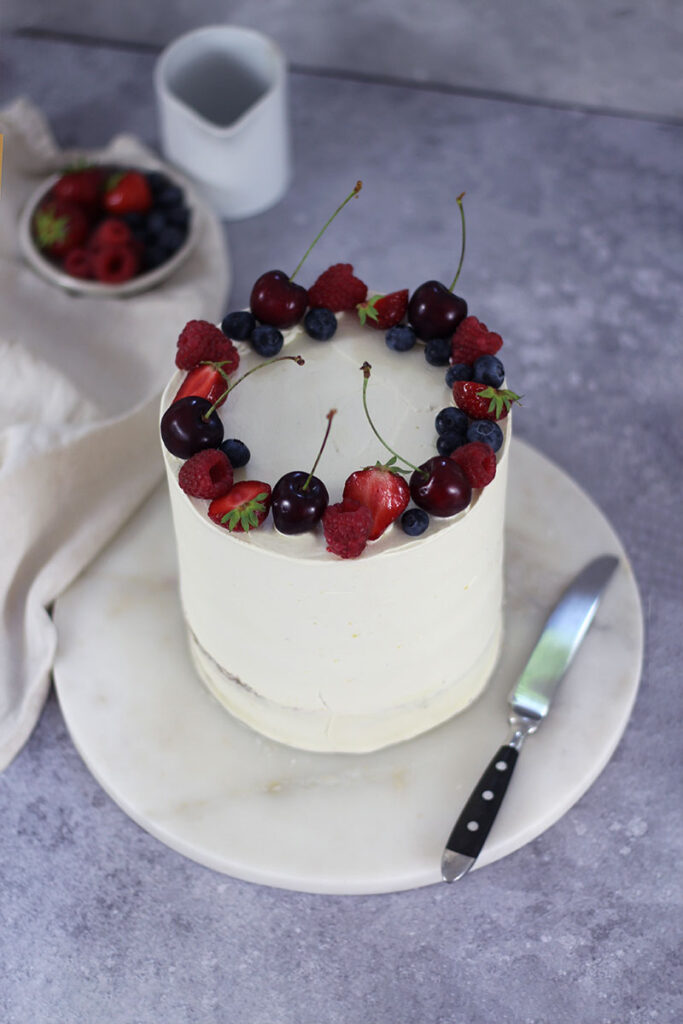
[{"xmin": 160, "ymin": 313, "xmax": 510, "ymax": 751}]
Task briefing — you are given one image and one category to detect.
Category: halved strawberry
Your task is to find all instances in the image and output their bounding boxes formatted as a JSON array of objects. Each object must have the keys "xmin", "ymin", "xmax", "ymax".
[
  {"xmin": 173, "ymin": 364, "xmax": 229, "ymax": 407},
  {"xmin": 104, "ymin": 170, "xmax": 152, "ymax": 214},
  {"xmin": 342, "ymin": 464, "xmax": 410, "ymax": 540},
  {"xmin": 452, "ymin": 382, "xmax": 521, "ymax": 421},
  {"xmin": 208, "ymin": 481, "xmax": 272, "ymax": 533},
  {"xmin": 357, "ymin": 289, "xmax": 409, "ymax": 330},
  {"xmin": 450, "ymin": 316, "xmax": 503, "ymax": 365}
]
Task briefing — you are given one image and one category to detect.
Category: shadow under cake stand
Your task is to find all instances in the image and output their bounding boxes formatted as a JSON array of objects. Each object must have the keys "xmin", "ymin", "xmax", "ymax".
[{"xmin": 53, "ymin": 439, "xmax": 644, "ymax": 894}]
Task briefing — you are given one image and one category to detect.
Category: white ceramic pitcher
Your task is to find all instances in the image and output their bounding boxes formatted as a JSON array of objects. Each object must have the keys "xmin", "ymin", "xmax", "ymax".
[{"xmin": 155, "ymin": 25, "xmax": 291, "ymax": 220}]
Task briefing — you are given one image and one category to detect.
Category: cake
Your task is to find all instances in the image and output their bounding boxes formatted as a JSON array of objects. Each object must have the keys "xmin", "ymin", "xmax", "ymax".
[{"xmin": 160, "ymin": 288, "xmax": 517, "ymax": 752}]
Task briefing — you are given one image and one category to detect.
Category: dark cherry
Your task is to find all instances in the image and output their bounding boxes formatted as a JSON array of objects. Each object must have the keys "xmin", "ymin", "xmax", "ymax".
[
  {"xmin": 160, "ymin": 396, "xmax": 224, "ymax": 459},
  {"xmin": 250, "ymin": 270, "xmax": 308, "ymax": 330},
  {"xmin": 271, "ymin": 471, "xmax": 329, "ymax": 534},
  {"xmin": 409, "ymin": 456, "xmax": 471, "ymax": 517},
  {"xmin": 408, "ymin": 280, "xmax": 467, "ymax": 341}
]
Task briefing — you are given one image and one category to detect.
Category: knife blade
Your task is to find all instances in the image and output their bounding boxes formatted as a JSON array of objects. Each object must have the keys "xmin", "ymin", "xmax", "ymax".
[{"xmin": 441, "ymin": 554, "xmax": 619, "ymax": 883}]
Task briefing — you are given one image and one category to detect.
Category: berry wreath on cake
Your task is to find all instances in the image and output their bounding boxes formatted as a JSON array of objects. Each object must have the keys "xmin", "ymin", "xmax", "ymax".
[{"xmin": 160, "ymin": 187, "xmax": 521, "ymax": 753}]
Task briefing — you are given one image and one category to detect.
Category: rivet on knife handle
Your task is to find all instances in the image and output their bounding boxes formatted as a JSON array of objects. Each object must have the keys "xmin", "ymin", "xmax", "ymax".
[{"xmin": 441, "ymin": 743, "xmax": 520, "ymax": 882}]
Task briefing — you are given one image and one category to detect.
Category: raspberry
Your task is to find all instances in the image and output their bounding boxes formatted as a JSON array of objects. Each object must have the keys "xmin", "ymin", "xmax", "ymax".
[
  {"xmin": 176, "ymin": 320, "xmax": 240, "ymax": 373},
  {"xmin": 178, "ymin": 449, "xmax": 234, "ymax": 499},
  {"xmin": 308, "ymin": 264, "xmax": 368, "ymax": 312},
  {"xmin": 323, "ymin": 499, "xmax": 373, "ymax": 558},
  {"xmin": 451, "ymin": 316, "xmax": 503, "ymax": 365},
  {"xmin": 213, "ymin": 338, "xmax": 240, "ymax": 375},
  {"xmin": 451, "ymin": 442, "xmax": 497, "ymax": 488},
  {"xmin": 92, "ymin": 242, "xmax": 139, "ymax": 284},
  {"xmin": 91, "ymin": 218, "xmax": 133, "ymax": 249},
  {"xmin": 63, "ymin": 247, "xmax": 93, "ymax": 279}
]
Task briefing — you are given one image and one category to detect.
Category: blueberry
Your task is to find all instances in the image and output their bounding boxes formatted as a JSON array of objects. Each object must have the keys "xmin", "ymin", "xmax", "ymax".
[
  {"xmin": 467, "ymin": 419, "xmax": 504, "ymax": 452},
  {"xmin": 472, "ymin": 354, "xmax": 505, "ymax": 388},
  {"xmin": 435, "ymin": 407, "xmax": 468, "ymax": 435},
  {"xmin": 145, "ymin": 210, "xmax": 167, "ymax": 236},
  {"xmin": 436, "ymin": 430, "xmax": 467, "ymax": 456},
  {"xmin": 121, "ymin": 211, "xmax": 145, "ymax": 230},
  {"xmin": 146, "ymin": 171, "xmax": 171, "ymax": 196},
  {"xmin": 251, "ymin": 324, "xmax": 284, "ymax": 357},
  {"xmin": 401, "ymin": 508, "xmax": 429, "ymax": 537},
  {"xmin": 158, "ymin": 225, "xmax": 186, "ymax": 255},
  {"xmin": 385, "ymin": 325, "xmax": 416, "ymax": 352},
  {"xmin": 220, "ymin": 438, "xmax": 250, "ymax": 469},
  {"xmin": 304, "ymin": 307, "xmax": 337, "ymax": 341},
  {"xmin": 424, "ymin": 337, "xmax": 451, "ymax": 366},
  {"xmin": 158, "ymin": 185, "xmax": 184, "ymax": 209},
  {"xmin": 222, "ymin": 311, "xmax": 255, "ymax": 341},
  {"xmin": 142, "ymin": 245, "xmax": 168, "ymax": 271},
  {"xmin": 166, "ymin": 205, "xmax": 190, "ymax": 229},
  {"xmin": 445, "ymin": 363, "xmax": 472, "ymax": 386}
]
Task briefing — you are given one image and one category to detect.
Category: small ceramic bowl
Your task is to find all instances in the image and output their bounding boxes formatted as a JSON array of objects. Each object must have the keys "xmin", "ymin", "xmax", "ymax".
[{"xmin": 18, "ymin": 162, "xmax": 202, "ymax": 298}]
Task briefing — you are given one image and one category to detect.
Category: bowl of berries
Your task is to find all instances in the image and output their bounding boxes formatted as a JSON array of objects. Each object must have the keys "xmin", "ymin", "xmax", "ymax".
[{"xmin": 19, "ymin": 163, "xmax": 201, "ymax": 297}]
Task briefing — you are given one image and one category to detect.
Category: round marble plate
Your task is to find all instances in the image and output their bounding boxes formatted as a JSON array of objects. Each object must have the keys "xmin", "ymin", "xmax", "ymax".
[{"xmin": 53, "ymin": 440, "xmax": 643, "ymax": 894}]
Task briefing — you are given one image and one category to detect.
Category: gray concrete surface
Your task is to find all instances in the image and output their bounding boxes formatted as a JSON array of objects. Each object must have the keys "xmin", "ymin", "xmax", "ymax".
[
  {"xmin": 1, "ymin": 28, "xmax": 682, "ymax": 1024},
  {"xmin": 5, "ymin": 1, "xmax": 683, "ymax": 119}
]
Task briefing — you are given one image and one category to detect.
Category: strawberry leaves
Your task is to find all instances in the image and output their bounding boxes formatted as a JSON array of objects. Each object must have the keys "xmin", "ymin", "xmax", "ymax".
[
  {"xmin": 477, "ymin": 387, "xmax": 522, "ymax": 417},
  {"xmin": 357, "ymin": 295, "xmax": 382, "ymax": 326},
  {"xmin": 220, "ymin": 492, "xmax": 269, "ymax": 532}
]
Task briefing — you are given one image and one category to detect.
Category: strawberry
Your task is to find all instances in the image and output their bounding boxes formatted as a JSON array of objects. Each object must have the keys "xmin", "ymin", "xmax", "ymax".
[
  {"xmin": 103, "ymin": 170, "xmax": 152, "ymax": 214},
  {"xmin": 357, "ymin": 289, "xmax": 409, "ymax": 330},
  {"xmin": 52, "ymin": 167, "xmax": 104, "ymax": 208},
  {"xmin": 208, "ymin": 481, "xmax": 272, "ymax": 532},
  {"xmin": 323, "ymin": 499, "xmax": 373, "ymax": 558},
  {"xmin": 343, "ymin": 463, "xmax": 410, "ymax": 540},
  {"xmin": 308, "ymin": 263, "xmax": 367, "ymax": 312},
  {"xmin": 450, "ymin": 316, "xmax": 503, "ymax": 365},
  {"xmin": 173, "ymin": 363, "xmax": 229, "ymax": 407},
  {"xmin": 452, "ymin": 382, "xmax": 521, "ymax": 421},
  {"xmin": 32, "ymin": 201, "xmax": 89, "ymax": 258}
]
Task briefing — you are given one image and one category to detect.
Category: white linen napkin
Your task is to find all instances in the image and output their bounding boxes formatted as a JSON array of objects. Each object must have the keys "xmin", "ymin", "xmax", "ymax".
[{"xmin": 0, "ymin": 97, "xmax": 230, "ymax": 770}]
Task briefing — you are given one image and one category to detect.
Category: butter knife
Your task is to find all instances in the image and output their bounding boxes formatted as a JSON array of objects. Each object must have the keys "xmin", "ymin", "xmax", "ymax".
[{"xmin": 441, "ymin": 554, "xmax": 619, "ymax": 883}]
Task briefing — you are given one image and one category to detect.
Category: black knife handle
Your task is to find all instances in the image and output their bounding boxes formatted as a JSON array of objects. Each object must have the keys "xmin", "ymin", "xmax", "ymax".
[{"xmin": 444, "ymin": 744, "xmax": 519, "ymax": 860}]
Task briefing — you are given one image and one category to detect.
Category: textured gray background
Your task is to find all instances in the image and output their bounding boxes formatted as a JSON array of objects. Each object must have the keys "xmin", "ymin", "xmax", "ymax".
[
  {"xmin": 4, "ymin": 0, "xmax": 683, "ymax": 119},
  {"xmin": 1, "ymin": 5, "xmax": 682, "ymax": 1023}
]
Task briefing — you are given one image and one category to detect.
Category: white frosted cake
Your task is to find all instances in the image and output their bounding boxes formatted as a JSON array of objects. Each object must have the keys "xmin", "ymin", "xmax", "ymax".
[{"xmin": 160, "ymin": 307, "xmax": 513, "ymax": 753}]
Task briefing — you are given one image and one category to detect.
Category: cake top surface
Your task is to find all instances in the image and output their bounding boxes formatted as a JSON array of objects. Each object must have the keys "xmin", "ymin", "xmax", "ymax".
[{"xmin": 161, "ymin": 308, "xmax": 512, "ymax": 560}]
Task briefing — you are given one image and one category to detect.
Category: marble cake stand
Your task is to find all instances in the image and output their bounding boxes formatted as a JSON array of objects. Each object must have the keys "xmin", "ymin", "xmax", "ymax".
[{"xmin": 52, "ymin": 440, "xmax": 643, "ymax": 894}]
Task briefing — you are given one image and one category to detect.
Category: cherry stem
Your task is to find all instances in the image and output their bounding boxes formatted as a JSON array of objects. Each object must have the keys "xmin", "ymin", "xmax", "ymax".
[
  {"xmin": 303, "ymin": 409, "xmax": 337, "ymax": 491},
  {"xmin": 203, "ymin": 355, "xmax": 305, "ymax": 420},
  {"xmin": 289, "ymin": 181, "xmax": 363, "ymax": 282},
  {"xmin": 448, "ymin": 191, "xmax": 466, "ymax": 292},
  {"xmin": 200, "ymin": 358, "xmax": 236, "ymax": 386},
  {"xmin": 360, "ymin": 363, "xmax": 427, "ymax": 476}
]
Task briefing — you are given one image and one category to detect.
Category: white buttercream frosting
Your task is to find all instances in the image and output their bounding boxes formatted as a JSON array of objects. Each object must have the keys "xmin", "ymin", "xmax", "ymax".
[{"xmin": 161, "ymin": 311, "xmax": 510, "ymax": 752}]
